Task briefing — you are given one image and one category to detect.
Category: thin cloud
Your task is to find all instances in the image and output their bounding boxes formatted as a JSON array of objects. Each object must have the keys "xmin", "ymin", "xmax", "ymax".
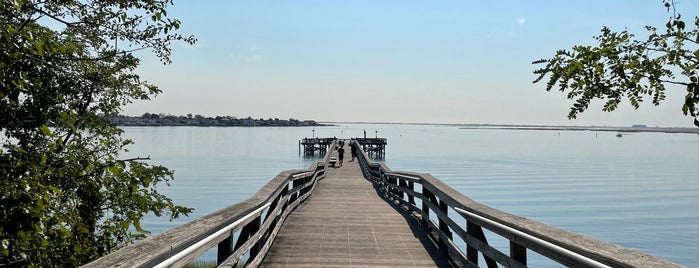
[{"xmin": 517, "ymin": 17, "xmax": 526, "ymax": 25}]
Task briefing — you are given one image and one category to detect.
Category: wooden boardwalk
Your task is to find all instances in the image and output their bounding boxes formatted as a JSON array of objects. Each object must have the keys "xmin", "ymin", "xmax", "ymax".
[{"xmin": 260, "ymin": 145, "xmax": 455, "ymax": 267}]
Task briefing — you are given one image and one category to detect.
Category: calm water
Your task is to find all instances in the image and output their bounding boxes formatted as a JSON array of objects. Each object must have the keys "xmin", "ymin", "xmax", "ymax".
[{"xmin": 126, "ymin": 124, "xmax": 699, "ymax": 266}]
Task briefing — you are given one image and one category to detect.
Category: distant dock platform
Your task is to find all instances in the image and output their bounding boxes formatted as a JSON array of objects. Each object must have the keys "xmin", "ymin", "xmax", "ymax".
[{"xmin": 300, "ymin": 137, "xmax": 387, "ymax": 158}]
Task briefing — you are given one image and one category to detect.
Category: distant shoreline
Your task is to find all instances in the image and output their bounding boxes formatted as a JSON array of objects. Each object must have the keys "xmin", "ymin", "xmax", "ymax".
[
  {"xmin": 110, "ymin": 115, "xmax": 699, "ymax": 134},
  {"xmin": 109, "ymin": 114, "xmax": 330, "ymax": 127},
  {"xmin": 324, "ymin": 121, "xmax": 699, "ymax": 134},
  {"xmin": 458, "ymin": 125, "xmax": 699, "ymax": 134}
]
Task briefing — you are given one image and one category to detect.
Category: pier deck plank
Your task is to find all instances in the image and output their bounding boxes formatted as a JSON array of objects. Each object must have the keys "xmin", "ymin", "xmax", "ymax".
[{"xmin": 260, "ymin": 145, "xmax": 454, "ymax": 267}]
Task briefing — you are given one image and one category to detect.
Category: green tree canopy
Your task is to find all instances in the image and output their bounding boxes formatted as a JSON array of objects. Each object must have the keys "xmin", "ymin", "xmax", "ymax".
[
  {"xmin": 1, "ymin": 0, "xmax": 195, "ymax": 266},
  {"xmin": 533, "ymin": 0, "xmax": 699, "ymax": 127}
]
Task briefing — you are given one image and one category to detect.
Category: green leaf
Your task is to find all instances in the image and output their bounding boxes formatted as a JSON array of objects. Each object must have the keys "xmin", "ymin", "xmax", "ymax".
[
  {"xmin": 7, "ymin": 25, "xmax": 18, "ymax": 35},
  {"xmin": 39, "ymin": 125, "xmax": 52, "ymax": 136},
  {"xmin": 10, "ymin": 0, "xmax": 24, "ymax": 9},
  {"xmin": 35, "ymin": 41, "xmax": 44, "ymax": 57}
]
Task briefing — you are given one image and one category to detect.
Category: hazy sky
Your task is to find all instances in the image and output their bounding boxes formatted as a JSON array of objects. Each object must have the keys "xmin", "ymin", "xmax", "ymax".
[{"xmin": 126, "ymin": 1, "xmax": 699, "ymax": 127}]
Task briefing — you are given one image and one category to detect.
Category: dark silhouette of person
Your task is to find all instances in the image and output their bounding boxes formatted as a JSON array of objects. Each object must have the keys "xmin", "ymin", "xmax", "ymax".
[
  {"xmin": 350, "ymin": 142, "xmax": 358, "ymax": 161},
  {"xmin": 337, "ymin": 145, "xmax": 345, "ymax": 167}
]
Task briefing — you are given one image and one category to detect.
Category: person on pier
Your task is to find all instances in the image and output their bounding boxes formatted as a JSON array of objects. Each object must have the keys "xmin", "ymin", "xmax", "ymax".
[
  {"xmin": 350, "ymin": 142, "xmax": 358, "ymax": 161},
  {"xmin": 337, "ymin": 145, "xmax": 345, "ymax": 167}
]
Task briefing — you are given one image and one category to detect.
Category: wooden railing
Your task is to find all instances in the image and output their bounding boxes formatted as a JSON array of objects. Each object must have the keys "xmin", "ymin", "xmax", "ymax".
[
  {"xmin": 83, "ymin": 142, "xmax": 335, "ymax": 268},
  {"xmin": 353, "ymin": 140, "xmax": 681, "ymax": 268}
]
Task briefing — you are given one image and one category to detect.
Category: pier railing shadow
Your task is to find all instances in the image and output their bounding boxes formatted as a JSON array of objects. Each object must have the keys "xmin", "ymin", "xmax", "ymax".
[
  {"xmin": 364, "ymin": 162, "xmax": 462, "ymax": 267},
  {"xmin": 353, "ymin": 140, "xmax": 681, "ymax": 268}
]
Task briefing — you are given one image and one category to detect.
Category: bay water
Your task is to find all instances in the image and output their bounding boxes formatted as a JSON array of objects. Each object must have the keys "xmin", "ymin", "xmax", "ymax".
[{"xmin": 126, "ymin": 124, "xmax": 699, "ymax": 266}]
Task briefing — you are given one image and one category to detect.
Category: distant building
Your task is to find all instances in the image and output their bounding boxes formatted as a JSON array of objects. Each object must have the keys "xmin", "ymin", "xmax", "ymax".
[{"xmin": 632, "ymin": 124, "xmax": 647, "ymax": 128}]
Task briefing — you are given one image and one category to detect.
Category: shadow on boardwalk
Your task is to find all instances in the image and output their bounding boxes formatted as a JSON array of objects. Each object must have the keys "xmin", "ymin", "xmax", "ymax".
[{"xmin": 363, "ymin": 165, "xmax": 463, "ymax": 267}]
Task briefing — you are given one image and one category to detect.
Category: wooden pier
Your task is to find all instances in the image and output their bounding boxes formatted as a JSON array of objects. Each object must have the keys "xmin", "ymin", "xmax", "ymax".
[
  {"xmin": 261, "ymin": 145, "xmax": 451, "ymax": 267},
  {"xmin": 84, "ymin": 140, "xmax": 683, "ymax": 268}
]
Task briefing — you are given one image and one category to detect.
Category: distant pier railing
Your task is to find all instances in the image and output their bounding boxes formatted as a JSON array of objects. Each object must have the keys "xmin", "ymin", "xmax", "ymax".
[
  {"xmin": 354, "ymin": 140, "xmax": 680, "ymax": 267},
  {"xmin": 354, "ymin": 137, "xmax": 387, "ymax": 158},
  {"xmin": 299, "ymin": 137, "xmax": 386, "ymax": 158},
  {"xmin": 83, "ymin": 143, "xmax": 334, "ymax": 268},
  {"xmin": 299, "ymin": 137, "xmax": 334, "ymax": 156}
]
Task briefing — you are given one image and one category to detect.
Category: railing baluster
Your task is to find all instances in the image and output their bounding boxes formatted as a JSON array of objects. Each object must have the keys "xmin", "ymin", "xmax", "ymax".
[
  {"xmin": 397, "ymin": 178, "xmax": 407, "ymax": 200},
  {"xmin": 466, "ymin": 221, "xmax": 479, "ymax": 265},
  {"xmin": 439, "ymin": 199, "xmax": 453, "ymax": 241},
  {"xmin": 233, "ymin": 215, "xmax": 261, "ymax": 262},
  {"xmin": 468, "ymin": 221, "xmax": 498, "ymax": 268},
  {"xmin": 408, "ymin": 181, "xmax": 415, "ymax": 206},
  {"xmin": 217, "ymin": 233, "xmax": 233, "ymax": 265},
  {"xmin": 249, "ymin": 215, "xmax": 261, "ymax": 262},
  {"xmin": 422, "ymin": 189, "xmax": 432, "ymax": 226},
  {"xmin": 510, "ymin": 241, "xmax": 527, "ymax": 266}
]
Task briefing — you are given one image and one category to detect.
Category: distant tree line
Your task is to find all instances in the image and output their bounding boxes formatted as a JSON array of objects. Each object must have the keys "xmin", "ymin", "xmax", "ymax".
[{"xmin": 108, "ymin": 113, "xmax": 327, "ymax": 127}]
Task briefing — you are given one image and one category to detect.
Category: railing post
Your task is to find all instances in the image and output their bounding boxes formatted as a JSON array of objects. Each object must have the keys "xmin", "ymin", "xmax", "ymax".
[
  {"xmin": 249, "ymin": 215, "xmax": 261, "ymax": 260},
  {"xmin": 233, "ymin": 215, "xmax": 262, "ymax": 265},
  {"xmin": 466, "ymin": 221, "xmax": 479, "ymax": 265},
  {"xmin": 433, "ymin": 198, "xmax": 452, "ymax": 253},
  {"xmin": 388, "ymin": 176, "xmax": 398, "ymax": 199},
  {"xmin": 380, "ymin": 171, "xmax": 389, "ymax": 193},
  {"xmin": 289, "ymin": 179, "xmax": 301, "ymax": 203},
  {"xmin": 511, "ymin": 241, "xmax": 527, "ymax": 266},
  {"xmin": 398, "ymin": 179, "xmax": 407, "ymax": 200},
  {"xmin": 280, "ymin": 182, "xmax": 289, "ymax": 212},
  {"xmin": 408, "ymin": 181, "xmax": 415, "ymax": 206},
  {"xmin": 467, "ymin": 220, "xmax": 498, "ymax": 268},
  {"xmin": 217, "ymin": 233, "xmax": 233, "ymax": 265},
  {"xmin": 422, "ymin": 189, "xmax": 432, "ymax": 226},
  {"xmin": 439, "ymin": 200, "xmax": 452, "ymax": 241}
]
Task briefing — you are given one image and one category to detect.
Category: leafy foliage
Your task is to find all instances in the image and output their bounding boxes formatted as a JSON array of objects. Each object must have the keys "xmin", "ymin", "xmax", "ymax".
[
  {"xmin": 1, "ymin": 0, "xmax": 195, "ymax": 266},
  {"xmin": 533, "ymin": 0, "xmax": 699, "ymax": 127}
]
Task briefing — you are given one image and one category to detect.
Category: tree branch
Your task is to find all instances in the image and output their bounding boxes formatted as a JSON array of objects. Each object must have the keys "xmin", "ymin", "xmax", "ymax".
[
  {"xmin": 27, "ymin": 5, "xmax": 85, "ymax": 27},
  {"xmin": 658, "ymin": 79, "xmax": 690, "ymax": 86},
  {"xmin": 45, "ymin": 46, "xmax": 152, "ymax": 62},
  {"xmin": 118, "ymin": 156, "xmax": 151, "ymax": 162}
]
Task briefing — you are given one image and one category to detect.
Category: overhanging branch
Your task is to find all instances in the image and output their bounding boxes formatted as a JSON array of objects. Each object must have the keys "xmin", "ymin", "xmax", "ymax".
[{"xmin": 119, "ymin": 156, "xmax": 151, "ymax": 162}]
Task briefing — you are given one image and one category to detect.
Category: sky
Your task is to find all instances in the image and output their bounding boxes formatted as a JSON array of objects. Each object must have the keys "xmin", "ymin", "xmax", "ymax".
[{"xmin": 125, "ymin": 0, "xmax": 699, "ymax": 127}]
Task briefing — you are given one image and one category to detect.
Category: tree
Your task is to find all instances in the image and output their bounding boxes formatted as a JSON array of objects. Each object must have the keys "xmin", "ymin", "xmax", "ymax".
[
  {"xmin": 1, "ymin": 1, "xmax": 195, "ymax": 267},
  {"xmin": 533, "ymin": 0, "xmax": 699, "ymax": 127}
]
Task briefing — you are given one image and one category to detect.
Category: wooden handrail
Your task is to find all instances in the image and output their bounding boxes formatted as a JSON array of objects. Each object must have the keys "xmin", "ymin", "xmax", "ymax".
[
  {"xmin": 352, "ymin": 140, "xmax": 682, "ymax": 268},
  {"xmin": 83, "ymin": 142, "xmax": 336, "ymax": 268}
]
